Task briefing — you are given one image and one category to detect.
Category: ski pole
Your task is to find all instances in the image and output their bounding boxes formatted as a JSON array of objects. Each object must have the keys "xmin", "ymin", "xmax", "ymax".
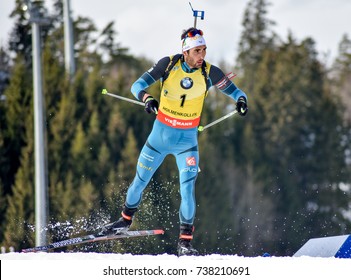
[
  {"xmin": 102, "ymin": 89, "xmax": 158, "ymax": 114},
  {"xmin": 101, "ymin": 89, "xmax": 144, "ymax": 106},
  {"xmin": 198, "ymin": 110, "xmax": 237, "ymax": 132}
]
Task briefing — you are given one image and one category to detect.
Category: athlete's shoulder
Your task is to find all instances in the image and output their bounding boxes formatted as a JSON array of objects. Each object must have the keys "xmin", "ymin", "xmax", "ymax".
[
  {"xmin": 208, "ymin": 64, "xmax": 227, "ymax": 85},
  {"xmin": 208, "ymin": 64, "xmax": 224, "ymax": 77},
  {"xmin": 149, "ymin": 56, "xmax": 170, "ymax": 71},
  {"xmin": 158, "ymin": 56, "xmax": 172, "ymax": 65},
  {"xmin": 145, "ymin": 56, "xmax": 172, "ymax": 79}
]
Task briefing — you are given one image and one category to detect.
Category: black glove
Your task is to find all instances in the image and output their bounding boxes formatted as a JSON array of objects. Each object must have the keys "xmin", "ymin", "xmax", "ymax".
[
  {"xmin": 144, "ymin": 96, "xmax": 159, "ymax": 114},
  {"xmin": 236, "ymin": 97, "xmax": 248, "ymax": 116}
]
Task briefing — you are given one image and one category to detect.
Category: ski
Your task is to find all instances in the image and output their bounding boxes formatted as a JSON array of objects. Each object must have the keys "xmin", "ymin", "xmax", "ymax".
[{"xmin": 22, "ymin": 229, "xmax": 164, "ymax": 253}]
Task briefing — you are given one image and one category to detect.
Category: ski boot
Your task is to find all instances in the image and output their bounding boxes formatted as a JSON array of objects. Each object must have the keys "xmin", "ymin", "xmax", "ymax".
[
  {"xmin": 99, "ymin": 206, "xmax": 137, "ymax": 236},
  {"xmin": 177, "ymin": 239, "xmax": 199, "ymax": 256},
  {"xmin": 177, "ymin": 223, "xmax": 199, "ymax": 256}
]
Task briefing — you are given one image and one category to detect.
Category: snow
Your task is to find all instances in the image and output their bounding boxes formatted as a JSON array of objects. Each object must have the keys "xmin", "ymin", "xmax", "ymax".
[{"xmin": 1, "ymin": 252, "xmax": 350, "ymax": 280}]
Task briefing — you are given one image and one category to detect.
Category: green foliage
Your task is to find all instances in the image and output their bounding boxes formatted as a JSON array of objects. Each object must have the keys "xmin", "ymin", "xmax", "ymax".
[
  {"xmin": 234, "ymin": 0, "xmax": 351, "ymax": 256},
  {"xmin": 1, "ymin": 55, "xmax": 32, "ymax": 195},
  {"xmin": 3, "ymin": 113, "xmax": 35, "ymax": 250},
  {"xmin": 0, "ymin": 181, "xmax": 6, "ymax": 241}
]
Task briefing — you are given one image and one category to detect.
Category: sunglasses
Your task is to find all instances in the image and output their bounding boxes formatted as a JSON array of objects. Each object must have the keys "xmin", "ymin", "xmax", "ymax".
[{"xmin": 182, "ymin": 29, "xmax": 204, "ymax": 40}]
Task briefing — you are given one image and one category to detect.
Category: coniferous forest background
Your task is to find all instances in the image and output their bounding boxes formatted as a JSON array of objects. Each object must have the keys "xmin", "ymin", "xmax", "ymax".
[{"xmin": 1, "ymin": 0, "xmax": 351, "ymax": 256}]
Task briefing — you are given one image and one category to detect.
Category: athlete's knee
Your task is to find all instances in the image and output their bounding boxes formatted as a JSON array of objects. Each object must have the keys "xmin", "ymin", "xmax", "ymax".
[{"xmin": 128, "ymin": 174, "xmax": 147, "ymax": 191}]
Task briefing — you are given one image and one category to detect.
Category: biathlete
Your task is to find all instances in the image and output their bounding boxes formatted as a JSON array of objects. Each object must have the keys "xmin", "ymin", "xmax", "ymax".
[{"xmin": 102, "ymin": 27, "xmax": 249, "ymax": 256}]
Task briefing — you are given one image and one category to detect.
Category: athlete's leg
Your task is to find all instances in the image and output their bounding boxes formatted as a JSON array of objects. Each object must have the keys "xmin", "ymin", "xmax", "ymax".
[
  {"xmin": 125, "ymin": 121, "xmax": 167, "ymax": 208},
  {"xmin": 175, "ymin": 146, "xmax": 199, "ymax": 225},
  {"xmin": 125, "ymin": 140, "xmax": 165, "ymax": 208}
]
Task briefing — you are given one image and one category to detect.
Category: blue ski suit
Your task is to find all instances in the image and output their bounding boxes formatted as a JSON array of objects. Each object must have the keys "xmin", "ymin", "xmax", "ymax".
[{"xmin": 125, "ymin": 55, "xmax": 247, "ymax": 225}]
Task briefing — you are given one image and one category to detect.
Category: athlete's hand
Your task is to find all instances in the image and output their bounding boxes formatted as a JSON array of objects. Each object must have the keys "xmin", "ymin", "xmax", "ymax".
[
  {"xmin": 144, "ymin": 96, "xmax": 159, "ymax": 114},
  {"xmin": 236, "ymin": 97, "xmax": 248, "ymax": 116}
]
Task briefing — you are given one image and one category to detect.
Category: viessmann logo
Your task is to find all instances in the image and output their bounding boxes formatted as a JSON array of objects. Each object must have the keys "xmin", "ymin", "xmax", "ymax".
[{"xmin": 164, "ymin": 117, "xmax": 193, "ymax": 127}]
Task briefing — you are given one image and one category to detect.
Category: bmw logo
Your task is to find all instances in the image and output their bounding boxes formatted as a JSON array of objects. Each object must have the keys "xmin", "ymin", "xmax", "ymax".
[{"xmin": 180, "ymin": 77, "xmax": 193, "ymax": 89}]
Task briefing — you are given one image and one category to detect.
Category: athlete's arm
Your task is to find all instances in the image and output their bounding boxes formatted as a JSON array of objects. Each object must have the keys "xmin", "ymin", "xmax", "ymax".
[
  {"xmin": 208, "ymin": 65, "xmax": 248, "ymax": 102},
  {"xmin": 131, "ymin": 57, "xmax": 171, "ymax": 101}
]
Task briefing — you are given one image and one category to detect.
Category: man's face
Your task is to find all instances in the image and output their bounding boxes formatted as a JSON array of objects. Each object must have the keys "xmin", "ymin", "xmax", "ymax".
[{"xmin": 183, "ymin": 45, "xmax": 207, "ymax": 69}]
